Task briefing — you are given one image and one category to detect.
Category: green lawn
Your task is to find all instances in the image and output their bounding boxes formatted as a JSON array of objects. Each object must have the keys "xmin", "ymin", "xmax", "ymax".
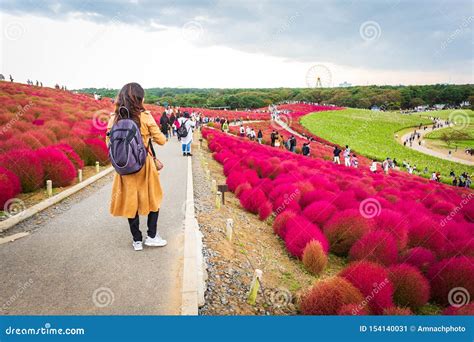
[{"xmin": 300, "ymin": 108, "xmax": 474, "ymax": 180}]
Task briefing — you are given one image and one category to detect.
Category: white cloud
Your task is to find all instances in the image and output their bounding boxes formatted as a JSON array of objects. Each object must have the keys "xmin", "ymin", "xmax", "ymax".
[{"xmin": 0, "ymin": 12, "xmax": 472, "ymax": 89}]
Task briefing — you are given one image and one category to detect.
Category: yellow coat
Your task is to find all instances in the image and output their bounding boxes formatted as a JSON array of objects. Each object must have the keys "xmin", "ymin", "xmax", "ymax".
[{"xmin": 106, "ymin": 111, "xmax": 166, "ymax": 218}]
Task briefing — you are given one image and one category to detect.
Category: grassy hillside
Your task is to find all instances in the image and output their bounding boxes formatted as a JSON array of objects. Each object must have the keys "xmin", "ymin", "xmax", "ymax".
[{"xmin": 300, "ymin": 108, "xmax": 474, "ymax": 180}]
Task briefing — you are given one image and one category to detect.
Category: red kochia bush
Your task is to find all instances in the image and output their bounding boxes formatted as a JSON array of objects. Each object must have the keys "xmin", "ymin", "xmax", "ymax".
[
  {"xmin": 302, "ymin": 200, "xmax": 337, "ymax": 227},
  {"xmin": 52, "ymin": 144, "xmax": 84, "ymax": 170},
  {"xmin": 388, "ymin": 264, "xmax": 430, "ymax": 311},
  {"xmin": 0, "ymin": 167, "xmax": 21, "ymax": 207},
  {"xmin": 239, "ymin": 188, "xmax": 267, "ymax": 214},
  {"xmin": 0, "ymin": 149, "xmax": 44, "ymax": 192},
  {"xmin": 323, "ymin": 209, "xmax": 373, "ymax": 256},
  {"xmin": 258, "ymin": 201, "xmax": 273, "ymax": 220},
  {"xmin": 427, "ymin": 256, "xmax": 474, "ymax": 306},
  {"xmin": 340, "ymin": 261, "xmax": 394, "ymax": 314},
  {"xmin": 83, "ymin": 138, "xmax": 108, "ymax": 165},
  {"xmin": 20, "ymin": 131, "xmax": 53, "ymax": 149},
  {"xmin": 226, "ymin": 171, "xmax": 246, "ymax": 192},
  {"xmin": 400, "ymin": 247, "xmax": 436, "ymax": 273},
  {"xmin": 36, "ymin": 147, "xmax": 76, "ymax": 187},
  {"xmin": 302, "ymin": 240, "xmax": 328, "ymax": 275},
  {"xmin": 349, "ymin": 230, "xmax": 398, "ymax": 266},
  {"xmin": 273, "ymin": 210, "xmax": 297, "ymax": 238},
  {"xmin": 284, "ymin": 215, "xmax": 329, "ymax": 258},
  {"xmin": 300, "ymin": 277, "xmax": 365, "ymax": 315},
  {"xmin": 0, "ymin": 137, "xmax": 29, "ymax": 153},
  {"xmin": 374, "ymin": 209, "xmax": 409, "ymax": 250}
]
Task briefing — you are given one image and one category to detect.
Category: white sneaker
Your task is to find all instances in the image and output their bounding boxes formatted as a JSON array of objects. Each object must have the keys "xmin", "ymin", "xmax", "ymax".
[
  {"xmin": 144, "ymin": 234, "xmax": 167, "ymax": 247},
  {"xmin": 132, "ymin": 241, "xmax": 143, "ymax": 251}
]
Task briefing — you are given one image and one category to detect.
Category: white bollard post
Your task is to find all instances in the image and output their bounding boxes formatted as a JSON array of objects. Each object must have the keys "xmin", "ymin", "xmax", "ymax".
[
  {"xmin": 211, "ymin": 179, "xmax": 217, "ymax": 193},
  {"xmin": 46, "ymin": 180, "xmax": 53, "ymax": 197},
  {"xmin": 216, "ymin": 191, "xmax": 222, "ymax": 209},
  {"xmin": 95, "ymin": 161, "xmax": 100, "ymax": 173},
  {"xmin": 226, "ymin": 218, "xmax": 233, "ymax": 241},
  {"xmin": 206, "ymin": 169, "xmax": 210, "ymax": 179},
  {"xmin": 247, "ymin": 269, "xmax": 263, "ymax": 305},
  {"xmin": 78, "ymin": 169, "xmax": 83, "ymax": 182}
]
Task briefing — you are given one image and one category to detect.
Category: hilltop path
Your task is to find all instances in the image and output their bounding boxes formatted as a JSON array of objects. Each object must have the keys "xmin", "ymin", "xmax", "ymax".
[{"xmin": 0, "ymin": 137, "xmax": 187, "ymax": 314}]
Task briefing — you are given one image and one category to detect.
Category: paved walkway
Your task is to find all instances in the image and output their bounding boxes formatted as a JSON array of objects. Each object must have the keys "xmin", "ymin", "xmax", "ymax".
[
  {"xmin": 0, "ymin": 137, "xmax": 188, "ymax": 315},
  {"xmin": 399, "ymin": 125, "xmax": 474, "ymax": 166}
]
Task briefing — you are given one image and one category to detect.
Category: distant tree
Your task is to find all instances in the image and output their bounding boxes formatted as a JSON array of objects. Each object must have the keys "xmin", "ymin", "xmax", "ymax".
[{"xmin": 409, "ymin": 97, "xmax": 425, "ymax": 108}]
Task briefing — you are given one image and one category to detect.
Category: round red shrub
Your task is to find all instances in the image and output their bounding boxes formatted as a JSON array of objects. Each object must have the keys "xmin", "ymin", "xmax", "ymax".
[
  {"xmin": 388, "ymin": 264, "xmax": 430, "ymax": 311},
  {"xmin": 400, "ymin": 247, "xmax": 436, "ymax": 273},
  {"xmin": 302, "ymin": 200, "xmax": 337, "ymax": 228},
  {"xmin": 339, "ymin": 261, "xmax": 394, "ymax": 314},
  {"xmin": 349, "ymin": 230, "xmax": 398, "ymax": 266},
  {"xmin": 427, "ymin": 256, "xmax": 474, "ymax": 306},
  {"xmin": 226, "ymin": 171, "xmax": 247, "ymax": 192},
  {"xmin": 373, "ymin": 209, "xmax": 409, "ymax": 250},
  {"xmin": 323, "ymin": 209, "xmax": 373, "ymax": 256},
  {"xmin": 407, "ymin": 217, "xmax": 446, "ymax": 253},
  {"xmin": 300, "ymin": 277, "xmax": 365, "ymax": 315},
  {"xmin": 239, "ymin": 188, "xmax": 267, "ymax": 214},
  {"xmin": 0, "ymin": 137, "xmax": 29, "ymax": 153},
  {"xmin": 383, "ymin": 307, "xmax": 412, "ymax": 315},
  {"xmin": 258, "ymin": 200, "xmax": 273, "ymax": 220},
  {"xmin": 431, "ymin": 201, "xmax": 456, "ymax": 216},
  {"xmin": 20, "ymin": 131, "xmax": 53, "ymax": 149},
  {"xmin": 302, "ymin": 240, "xmax": 327, "ymax": 275},
  {"xmin": 52, "ymin": 144, "xmax": 84, "ymax": 170},
  {"xmin": 59, "ymin": 137, "xmax": 87, "ymax": 160},
  {"xmin": 299, "ymin": 189, "xmax": 335, "ymax": 208},
  {"xmin": 83, "ymin": 138, "xmax": 108, "ymax": 165},
  {"xmin": 234, "ymin": 182, "xmax": 251, "ymax": 197},
  {"xmin": 0, "ymin": 167, "xmax": 21, "ymax": 207},
  {"xmin": 284, "ymin": 216, "xmax": 329, "ymax": 258},
  {"xmin": 36, "ymin": 147, "xmax": 76, "ymax": 187},
  {"xmin": 273, "ymin": 210, "xmax": 297, "ymax": 237},
  {"xmin": 0, "ymin": 149, "xmax": 44, "ymax": 192}
]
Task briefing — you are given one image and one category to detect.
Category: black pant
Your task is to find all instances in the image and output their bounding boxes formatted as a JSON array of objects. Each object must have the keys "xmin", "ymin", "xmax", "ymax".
[{"xmin": 127, "ymin": 211, "xmax": 159, "ymax": 242}]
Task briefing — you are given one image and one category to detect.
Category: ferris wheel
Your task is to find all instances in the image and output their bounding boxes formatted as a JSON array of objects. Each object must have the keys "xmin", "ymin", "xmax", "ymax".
[{"xmin": 305, "ymin": 64, "xmax": 332, "ymax": 88}]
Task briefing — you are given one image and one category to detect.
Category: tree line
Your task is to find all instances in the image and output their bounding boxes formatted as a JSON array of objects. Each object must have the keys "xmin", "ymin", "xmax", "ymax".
[{"xmin": 78, "ymin": 84, "xmax": 474, "ymax": 110}]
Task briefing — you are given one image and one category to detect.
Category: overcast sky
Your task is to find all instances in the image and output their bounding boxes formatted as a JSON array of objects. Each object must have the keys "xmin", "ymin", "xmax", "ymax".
[{"xmin": 0, "ymin": 0, "xmax": 473, "ymax": 89}]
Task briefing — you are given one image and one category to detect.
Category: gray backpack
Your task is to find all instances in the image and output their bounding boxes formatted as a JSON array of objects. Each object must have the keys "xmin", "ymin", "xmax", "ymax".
[{"xmin": 108, "ymin": 107, "xmax": 147, "ymax": 175}]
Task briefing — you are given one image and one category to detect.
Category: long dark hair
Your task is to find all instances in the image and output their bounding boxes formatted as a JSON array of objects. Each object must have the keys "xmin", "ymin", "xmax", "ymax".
[{"xmin": 114, "ymin": 82, "xmax": 145, "ymax": 126}]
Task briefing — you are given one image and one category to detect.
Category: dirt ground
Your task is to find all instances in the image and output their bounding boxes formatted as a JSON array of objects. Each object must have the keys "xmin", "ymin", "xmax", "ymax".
[{"xmin": 194, "ymin": 133, "xmax": 346, "ymax": 315}]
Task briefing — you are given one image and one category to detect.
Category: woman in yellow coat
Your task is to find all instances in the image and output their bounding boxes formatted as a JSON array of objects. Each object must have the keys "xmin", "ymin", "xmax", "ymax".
[{"xmin": 106, "ymin": 83, "xmax": 167, "ymax": 251}]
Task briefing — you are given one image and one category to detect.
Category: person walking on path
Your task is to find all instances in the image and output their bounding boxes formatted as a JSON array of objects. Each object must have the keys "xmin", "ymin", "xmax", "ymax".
[
  {"xmin": 257, "ymin": 129, "xmax": 263, "ymax": 144},
  {"xmin": 160, "ymin": 111, "xmax": 170, "ymax": 140},
  {"xmin": 382, "ymin": 158, "xmax": 390, "ymax": 174},
  {"xmin": 222, "ymin": 119, "xmax": 229, "ymax": 133},
  {"xmin": 178, "ymin": 112, "xmax": 196, "ymax": 156},
  {"xmin": 333, "ymin": 146, "xmax": 342, "ymax": 164},
  {"xmin": 343, "ymin": 145, "xmax": 351, "ymax": 166},
  {"xmin": 302, "ymin": 142, "xmax": 310, "ymax": 156},
  {"xmin": 106, "ymin": 83, "xmax": 167, "ymax": 251}
]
